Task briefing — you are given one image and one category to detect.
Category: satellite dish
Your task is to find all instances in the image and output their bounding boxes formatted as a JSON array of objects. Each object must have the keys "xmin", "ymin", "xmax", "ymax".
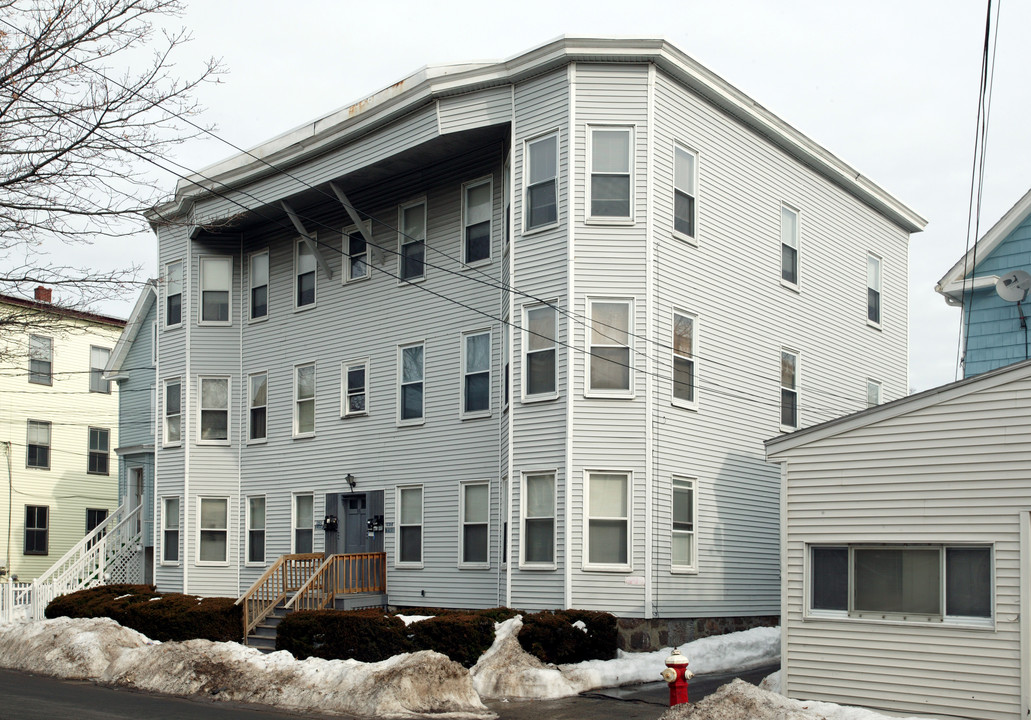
[{"xmin": 996, "ymin": 270, "xmax": 1031, "ymax": 303}]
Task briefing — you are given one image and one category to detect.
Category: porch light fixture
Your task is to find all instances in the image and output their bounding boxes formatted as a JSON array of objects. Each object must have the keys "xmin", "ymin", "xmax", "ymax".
[{"xmin": 346, "ymin": 473, "xmax": 356, "ymax": 491}]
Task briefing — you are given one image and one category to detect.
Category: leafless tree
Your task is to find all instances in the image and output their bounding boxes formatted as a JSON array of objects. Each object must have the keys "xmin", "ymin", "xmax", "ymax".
[{"xmin": 0, "ymin": 0, "xmax": 223, "ymax": 317}]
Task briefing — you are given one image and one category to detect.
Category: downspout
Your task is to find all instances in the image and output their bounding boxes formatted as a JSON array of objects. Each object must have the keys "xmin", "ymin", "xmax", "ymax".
[
  {"xmin": 505, "ymin": 84, "xmax": 516, "ymax": 609},
  {"xmin": 564, "ymin": 61, "xmax": 576, "ymax": 610},
  {"xmin": 4, "ymin": 441, "xmax": 12, "ymax": 572},
  {"xmin": 644, "ymin": 62, "xmax": 656, "ymax": 620},
  {"xmin": 183, "ymin": 232, "xmax": 192, "ymax": 594}
]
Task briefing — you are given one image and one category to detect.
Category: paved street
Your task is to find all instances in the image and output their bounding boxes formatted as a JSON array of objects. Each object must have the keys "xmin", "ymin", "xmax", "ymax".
[{"xmin": 0, "ymin": 662, "xmax": 778, "ymax": 719}]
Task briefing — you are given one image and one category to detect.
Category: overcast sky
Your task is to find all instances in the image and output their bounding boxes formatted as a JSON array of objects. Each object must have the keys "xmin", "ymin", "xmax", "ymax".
[{"xmin": 73, "ymin": 0, "xmax": 1031, "ymax": 393}]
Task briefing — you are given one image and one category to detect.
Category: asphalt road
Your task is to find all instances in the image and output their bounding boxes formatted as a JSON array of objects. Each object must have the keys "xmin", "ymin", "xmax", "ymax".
[{"xmin": 0, "ymin": 662, "xmax": 779, "ymax": 719}]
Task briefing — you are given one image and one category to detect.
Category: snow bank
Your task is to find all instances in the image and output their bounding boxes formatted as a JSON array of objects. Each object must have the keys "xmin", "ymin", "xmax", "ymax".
[
  {"xmin": 473, "ymin": 617, "xmax": 780, "ymax": 700},
  {"xmin": 0, "ymin": 618, "xmax": 492, "ymax": 719},
  {"xmin": 661, "ymin": 678, "xmax": 937, "ymax": 720}
]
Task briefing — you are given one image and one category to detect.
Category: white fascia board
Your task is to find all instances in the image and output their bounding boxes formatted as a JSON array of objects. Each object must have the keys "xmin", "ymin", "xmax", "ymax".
[
  {"xmin": 936, "ymin": 186, "xmax": 1031, "ymax": 298},
  {"xmin": 766, "ymin": 357, "xmax": 1031, "ymax": 459},
  {"xmin": 936, "ymin": 274, "xmax": 1000, "ymax": 306}
]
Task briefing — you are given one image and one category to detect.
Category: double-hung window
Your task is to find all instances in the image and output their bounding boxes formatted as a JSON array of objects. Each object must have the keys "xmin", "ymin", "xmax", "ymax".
[
  {"xmin": 867, "ymin": 379, "xmax": 882, "ymax": 408},
  {"xmin": 165, "ymin": 260, "xmax": 183, "ymax": 327},
  {"xmin": 248, "ymin": 372, "xmax": 267, "ymax": 442},
  {"xmin": 522, "ymin": 473, "xmax": 554, "ymax": 566},
  {"xmin": 296, "ymin": 239, "xmax": 316, "ymax": 308},
  {"xmin": 781, "ymin": 206, "xmax": 799, "ymax": 286},
  {"xmin": 24, "ymin": 505, "xmax": 48, "ymax": 555},
  {"xmin": 398, "ymin": 343, "xmax": 424, "ymax": 423},
  {"xmin": 397, "ymin": 486, "xmax": 423, "ymax": 566},
  {"xmin": 162, "ymin": 497, "xmax": 180, "ymax": 563},
  {"xmin": 810, "ymin": 544, "xmax": 992, "ymax": 621},
  {"xmin": 247, "ymin": 496, "xmax": 266, "ymax": 564},
  {"xmin": 198, "ymin": 497, "xmax": 228, "ymax": 564},
  {"xmin": 672, "ymin": 311, "xmax": 696, "ymax": 406},
  {"xmin": 503, "ymin": 316, "xmax": 510, "ymax": 409},
  {"xmin": 673, "ymin": 144, "xmax": 697, "ymax": 239},
  {"xmin": 672, "ymin": 478, "xmax": 696, "ymax": 570},
  {"xmin": 399, "ymin": 200, "xmax": 426, "ymax": 281},
  {"xmin": 87, "ymin": 427, "xmax": 109, "ymax": 475},
  {"xmin": 588, "ymin": 127, "xmax": 632, "ymax": 220},
  {"xmin": 461, "ymin": 482, "xmax": 489, "ymax": 567},
  {"xmin": 199, "ymin": 377, "xmax": 229, "ymax": 443},
  {"xmin": 26, "ymin": 420, "xmax": 50, "ymax": 469},
  {"xmin": 463, "ymin": 179, "xmax": 492, "ymax": 265},
  {"xmin": 867, "ymin": 253, "xmax": 882, "ymax": 325},
  {"xmin": 462, "ymin": 330, "xmax": 491, "ymax": 417},
  {"xmin": 585, "ymin": 471, "xmax": 630, "ymax": 569},
  {"xmin": 163, "ymin": 379, "xmax": 182, "ymax": 445},
  {"xmin": 89, "ymin": 346, "xmax": 111, "ymax": 393},
  {"xmin": 342, "ymin": 360, "xmax": 368, "ymax": 417},
  {"xmin": 294, "ymin": 363, "xmax": 316, "ymax": 436},
  {"xmin": 293, "ymin": 493, "xmax": 314, "ymax": 553},
  {"xmin": 28, "ymin": 335, "xmax": 52, "ymax": 385},
  {"xmin": 525, "ymin": 134, "xmax": 558, "ymax": 231},
  {"xmin": 199, "ymin": 256, "xmax": 231, "ymax": 324},
  {"xmin": 345, "ymin": 228, "xmax": 369, "ymax": 282},
  {"xmin": 524, "ymin": 305, "xmax": 557, "ymax": 398},
  {"xmin": 588, "ymin": 299, "xmax": 632, "ymax": 395},
  {"xmin": 250, "ymin": 250, "xmax": 269, "ymax": 320},
  {"xmin": 781, "ymin": 350, "xmax": 799, "ymax": 429}
]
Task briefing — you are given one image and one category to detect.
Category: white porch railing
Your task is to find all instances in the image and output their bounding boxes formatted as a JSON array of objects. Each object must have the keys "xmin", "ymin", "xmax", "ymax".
[{"xmin": 1, "ymin": 502, "xmax": 144, "ymax": 622}]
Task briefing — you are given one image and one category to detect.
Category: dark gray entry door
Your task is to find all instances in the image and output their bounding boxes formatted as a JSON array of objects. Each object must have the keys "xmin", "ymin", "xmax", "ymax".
[{"xmin": 343, "ymin": 495, "xmax": 367, "ymax": 554}]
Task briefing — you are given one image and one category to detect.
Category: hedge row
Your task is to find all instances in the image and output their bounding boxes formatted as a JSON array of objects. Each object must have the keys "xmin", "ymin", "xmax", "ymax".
[{"xmin": 45, "ymin": 584, "xmax": 243, "ymax": 643}]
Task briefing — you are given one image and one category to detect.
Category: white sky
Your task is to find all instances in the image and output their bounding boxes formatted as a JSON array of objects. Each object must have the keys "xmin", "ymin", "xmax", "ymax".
[{"xmin": 77, "ymin": 0, "xmax": 1031, "ymax": 393}]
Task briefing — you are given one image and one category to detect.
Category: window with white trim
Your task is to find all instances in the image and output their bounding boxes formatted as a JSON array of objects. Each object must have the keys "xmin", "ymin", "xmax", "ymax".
[
  {"xmin": 247, "ymin": 496, "xmax": 265, "ymax": 564},
  {"xmin": 588, "ymin": 299, "xmax": 632, "ymax": 395},
  {"xmin": 26, "ymin": 420, "xmax": 50, "ymax": 469},
  {"xmin": 296, "ymin": 238, "xmax": 316, "ymax": 308},
  {"xmin": 250, "ymin": 250, "xmax": 269, "ymax": 320},
  {"xmin": 781, "ymin": 206, "xmax": 799, "ymax": 286},
  {"xmin": 673, "ymin": 144, "xmax": 697, "ymax": 239},
  {"xmin": 462, "ymin": 330, "xmax": 491, "ymax": 417},
  {"xmin": 868, "ymin": 253, "xmax": 882, "ymax": 325},
  {"xmin": 672, "ymin": 478, "xmax": 696, "ymax": 570},
  {"xmin": 293, "ymin": 493, "xmax": 314, "ymax": 553},
  {"xmin": 89, "ymin": 346, "xmax": 111, "ymax": 393},
  {"xmin": 397, "ymin": 486, "xmax": 423, "ymax": 565},
  {"xmin": 24, "ymin": 505, "xmax": 48, "ymax": 555},
  {"xmin": 163, "ymin": 379, "xmax": 181, "ymax": 445},
  {"xmin": 294, "ymin": 363, "xmax": 315, "ymax": 437},
  {"xmin": 342, "ymin": 359, "xmax": 368, "ymax": 417},
  {"xmin": 672, "ymin": 311, "xmax": 696, "ymax": 406},
  {"xmin": 503, "ymin": 316, "xmax": 510, "ymax": 408},
  {"xmin": 588, "ymin": 126, "xmax": 632, "ymax": 220},
  {"xmin": 165, "ymin": 260, "xmax": 182, "ymax": 328},
  {"xmin": 501, "ymin": 476, "xmax": 509, "ymax": 565},
  {"xmin": 810, "ymin": 544, "xmax": 992, "ymax": 621},
  {"xmin": 198, "ymin": 497, "xmax": 228, "ymax": 564},
  {"xmin": 248, "ymin": 372, "xmax": 267, "ymax": 441},
  {"xmin": 199, "ymin": 377, "xmax": 229, "ymax": 443},
  {"xmin": 199, "ymin": 256, "xmax": 231, "ymax": 324},
  {"xmin": 525, "ymin": 134, "xmax": 558, "ymax": 230},
  {"xmin": 867, "ymin": 379, "xmax": 882, "ymax": 408},
  {"xmin": 399, "ymin": 200, "xmax": 426, "ymax": 281},
  {"xmin": 162, "ymin": 497, "xmax": 180, "ymax": 563},
  {"xmin": 463, "ymin": 178, "xmax": 492, "ymax": 265},
  {"xmin": 28, "ymin": 335, "xmax": 52, "ymax": 385},
  {"xmin": 345, "ymin": 228, "xmax": 369, "ymax": 282},
  {"xmin": 522, "ymin": 472, "xmax": 554, "ymax": 565},
  {"xmin": 524, "ymin": 305, "xmax": 557, "ymax": 398},
  {"xmin": 398, "ymin": 343, "xmax": 424, "ymax": 423},
  {"xmin": 461, "ymin": 482, "xmax": 489, "ymax": 567},
  {"xmin": 586, "ymin": 471, "xmax": 630, "ymax": 569},
  {"xmin": 87, "ymin": 427, "xmax": 109, "ymax": 475},
  {"xmin": 781, "ymin": 350, "xmax": 798, "ymax": 429}
]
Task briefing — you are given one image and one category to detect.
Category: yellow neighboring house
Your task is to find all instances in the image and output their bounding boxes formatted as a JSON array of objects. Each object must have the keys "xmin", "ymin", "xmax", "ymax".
[{"xmin": 0, "ymin": 287, "xmax": 126, "ymax": 581}]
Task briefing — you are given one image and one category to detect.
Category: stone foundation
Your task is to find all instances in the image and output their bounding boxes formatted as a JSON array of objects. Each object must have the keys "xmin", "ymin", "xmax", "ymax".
[{"xmin": 616, "ymin": 615, "xmax": 779, "ymax": 652}]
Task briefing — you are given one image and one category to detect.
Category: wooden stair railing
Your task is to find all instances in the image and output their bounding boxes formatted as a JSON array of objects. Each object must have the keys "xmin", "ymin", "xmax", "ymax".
[
  {"xmin": 285, "ymin": 553, "xmax": 387, "ymax": 612},
  {"xmin": 236, "ymin": 553, "xmax": 322, "ymax": 638}
]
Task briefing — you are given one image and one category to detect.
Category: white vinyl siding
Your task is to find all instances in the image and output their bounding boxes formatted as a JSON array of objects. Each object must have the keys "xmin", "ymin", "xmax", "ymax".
[
  {"xmin": 587, "ymin": 126, "xmax": 632, "ymax": 221},
  {"xmin": 293, "ymin": 363, "xmax": 316, "ymax": 437},
  {"xmin": 587, "ymin": 299, "xmax": 632, "ymax": 397},
  {"xmin": 399, "ymin": 199, "xmax": 427, "ymax": 281},
  {"xmin": 199, "ymin": 256, "xmax": 231, "ymax": 325},
  {"xmin": 524, "ymin": 134, "xmax": 558, "ymax": 231},
  {"xmin": 197, "ymin": 497, "xmax": 228, "ymax": 565},
  {"xmin": 397, "ymin": 485, "xmax": 423, "ymax": 567},
  {"xmin": 584, "ymin": 471, "xmax": 631, "ymax": 571}
]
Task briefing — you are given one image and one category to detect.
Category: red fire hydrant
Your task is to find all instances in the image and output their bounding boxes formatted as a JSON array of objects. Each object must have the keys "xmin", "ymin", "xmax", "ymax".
[{"xmin": 659, "ymin": 647, "xmax": 693, "ymax": 707}]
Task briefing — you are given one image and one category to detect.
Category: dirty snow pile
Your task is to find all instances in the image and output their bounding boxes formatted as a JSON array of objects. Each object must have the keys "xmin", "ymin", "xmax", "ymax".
[
  {"xmin": 0, "ymin": 617, "xmax": 489, "ymax": 719},
  {"xmin": 660, "ymin": 678, "xmax": 936, "ymax": 720},
  {"xmin": 471, "ymin": 615, "xmax": 779, "ymax": 699}
]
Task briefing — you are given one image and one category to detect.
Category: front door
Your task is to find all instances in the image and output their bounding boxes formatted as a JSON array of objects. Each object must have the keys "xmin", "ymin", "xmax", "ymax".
[
  {"xmin": 343, "ymin": 495, "xmax": 367, "ymax": 554},
  {"xmin": 131, "ymin": 467, "xmax": 144, "ymax": 533}
]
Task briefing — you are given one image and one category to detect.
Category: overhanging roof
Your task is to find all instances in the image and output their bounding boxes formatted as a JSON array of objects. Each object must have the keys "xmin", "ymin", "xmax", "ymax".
[{"xmin": 104, "ymin": 280, "xmax": 156, "ymax": 379}]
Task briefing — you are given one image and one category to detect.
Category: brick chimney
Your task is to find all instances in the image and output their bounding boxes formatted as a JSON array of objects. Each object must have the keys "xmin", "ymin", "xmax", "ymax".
[{"xmin": 34, "ymin": 286, "xmax": 52, "ymax": 303}]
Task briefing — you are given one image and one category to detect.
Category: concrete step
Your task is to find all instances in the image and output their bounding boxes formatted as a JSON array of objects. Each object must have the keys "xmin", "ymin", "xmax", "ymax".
[{"xmin": 247, "ymin": 635, "xmax": 277, "ymax": 653}]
